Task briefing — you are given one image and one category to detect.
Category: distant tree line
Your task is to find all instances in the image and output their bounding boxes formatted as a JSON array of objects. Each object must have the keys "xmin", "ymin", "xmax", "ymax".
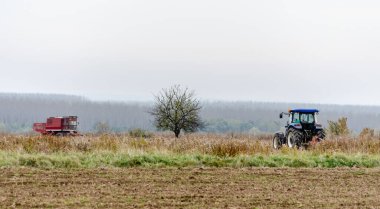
[{"xmin": 1, "ymin": 93, "xmax": 380, "ymax": 134}]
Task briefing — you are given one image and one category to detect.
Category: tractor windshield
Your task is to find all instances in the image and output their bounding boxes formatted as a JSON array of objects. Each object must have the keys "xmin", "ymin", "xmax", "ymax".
[
  {"xmin": 292, "ymin": 112, "xmax": 316, "ymax": 124},
  {"xmin": 300, "ymin": 113, "xmax": 315, "ymax": 124}
]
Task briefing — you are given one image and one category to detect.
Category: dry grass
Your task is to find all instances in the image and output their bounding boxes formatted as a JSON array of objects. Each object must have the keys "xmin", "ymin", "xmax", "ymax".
[
  {"xmin": 0, "ymin": 134, "xmax": 380, "ymax": 168},
  {"xmin": 0, "ymin": 133, "xmax": 379, "ymax": 156}
]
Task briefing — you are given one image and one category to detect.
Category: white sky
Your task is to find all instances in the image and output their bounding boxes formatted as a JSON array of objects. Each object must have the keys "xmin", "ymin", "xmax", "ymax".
[{"xmin": 1, "ymin": 0, "xmax": 380, "ymax": 105}]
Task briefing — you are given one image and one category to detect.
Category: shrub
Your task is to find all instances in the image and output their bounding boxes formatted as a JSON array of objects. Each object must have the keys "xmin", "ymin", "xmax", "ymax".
[
  {"xmin": 359, "ymin": 128, "xmax": 375, "ymax": 139},
  {"xmin": 129, "ymin": 129, "xmax": 153, "ymax": 138},
  {"xmin": 94, "ymin": 122, "xmax": 111, "ymax": 135},
  {"xmin": 328, "ymin": 117, "xmax": 350, "ymax": 136}
]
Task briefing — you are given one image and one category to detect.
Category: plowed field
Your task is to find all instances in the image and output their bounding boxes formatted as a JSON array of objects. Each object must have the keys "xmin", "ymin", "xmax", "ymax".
[{"xmin": 1, "ymin": 168, "xmax": 380, "ymax": 208}]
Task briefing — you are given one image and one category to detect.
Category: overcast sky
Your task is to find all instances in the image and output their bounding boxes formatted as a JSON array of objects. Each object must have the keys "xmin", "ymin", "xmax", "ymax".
[{"xmin": 1, "ymin": 0, "xmax": 380, "ymax": 105}]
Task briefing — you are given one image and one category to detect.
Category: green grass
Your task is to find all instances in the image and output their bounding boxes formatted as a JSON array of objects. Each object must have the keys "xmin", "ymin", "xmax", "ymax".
[
  {"xmin": 0, "ymin": 151, "xmax": 379, "ymax": 168},
  {"xmin": 1, "ymin": 135, "xmax": 380, "ymax": 168}
]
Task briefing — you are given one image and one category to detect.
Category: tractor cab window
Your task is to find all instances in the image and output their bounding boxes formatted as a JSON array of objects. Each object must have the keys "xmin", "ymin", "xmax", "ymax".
[
  {"xmin": 314, "ymin": 113, "xmax": 319, "ymax": 123},
  {"xmin": 300, "ymin": 113, "xmax": 315, "ymax": 124},
  {"xmin": 292, "ymin": 112, "xmax": 300, "ymax": 123}
]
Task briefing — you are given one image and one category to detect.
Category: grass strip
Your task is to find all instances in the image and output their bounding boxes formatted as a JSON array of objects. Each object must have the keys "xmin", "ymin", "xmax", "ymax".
[{"xmin": 0, "ymin": 151, "xmax": 379, "ymax": 168}]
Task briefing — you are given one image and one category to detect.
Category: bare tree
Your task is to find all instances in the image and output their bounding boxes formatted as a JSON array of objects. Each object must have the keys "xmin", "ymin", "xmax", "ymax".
[{"xmin": 150, "ymin": 85, "xmax": 203, "ymax": 138}]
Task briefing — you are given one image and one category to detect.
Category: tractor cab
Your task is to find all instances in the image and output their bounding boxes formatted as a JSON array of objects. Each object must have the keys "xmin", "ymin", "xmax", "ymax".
[
  {"xmin": 281, "ymin": 109, "xmax": 322, "ymax": 131},
  {"xmin": 274, "ymin": 109, "xmax": 325, "ymax": 149}
]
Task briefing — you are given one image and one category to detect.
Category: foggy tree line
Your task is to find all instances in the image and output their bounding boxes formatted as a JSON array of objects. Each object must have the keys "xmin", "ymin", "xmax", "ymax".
[
  {"xmin": 1, "ymin": 93, "xmax": 380, "ymax": 134},
  {"xmin": 0, "ymin": 93, "xmax": 152, "ymax": 133}
]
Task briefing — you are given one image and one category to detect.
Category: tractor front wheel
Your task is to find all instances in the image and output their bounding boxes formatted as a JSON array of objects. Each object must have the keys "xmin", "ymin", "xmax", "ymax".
[{"xmin": 273, "ymin": 135, "xmax": 282, "ymax": 149}]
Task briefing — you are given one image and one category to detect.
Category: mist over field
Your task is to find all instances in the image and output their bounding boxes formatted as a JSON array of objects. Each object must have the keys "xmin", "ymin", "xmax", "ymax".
[
  {"xmin": 0, "ymin": 93, "xmax": 379, "ymax": 134},
  {"xmin": 2, "ymin": 1, "xmax": 380, "ymax": 105},
  {"xmin": 1, "ymin": 1, "xmax": 379, "ymax": 135}
]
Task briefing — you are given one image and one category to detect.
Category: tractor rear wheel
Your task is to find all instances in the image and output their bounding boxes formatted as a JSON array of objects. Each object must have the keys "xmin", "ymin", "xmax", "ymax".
[
  {"xmin": 317, "ymin": 130, "xmax": 326, "ymax": 141},
  {"xmin": 287, "ymin": 130, "xmax": 303, "ymax": 148}
]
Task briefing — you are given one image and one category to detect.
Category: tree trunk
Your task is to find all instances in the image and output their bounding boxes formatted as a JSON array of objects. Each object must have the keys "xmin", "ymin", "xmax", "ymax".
[{"xmin": 174, "ymin": 129, "xmax": 181, "ymax": 138}]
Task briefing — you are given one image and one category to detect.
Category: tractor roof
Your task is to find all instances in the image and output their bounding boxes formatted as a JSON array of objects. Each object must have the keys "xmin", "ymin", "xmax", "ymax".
[{"xmin": 289, "ymin": 109, "xmax": 319, "ymax": 113}]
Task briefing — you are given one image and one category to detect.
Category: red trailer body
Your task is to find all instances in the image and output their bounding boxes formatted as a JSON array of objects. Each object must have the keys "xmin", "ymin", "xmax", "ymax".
[
  {"xmin": 46, "ymin": 117, "xmax": 62, "ymax": 131},
  {"xmin": 33, "ymin": 116, "xmax": 79, "ymax": 136},
  {"xmin": 33, "ymin": 123, "xmax": 47, "ymax": 134}
]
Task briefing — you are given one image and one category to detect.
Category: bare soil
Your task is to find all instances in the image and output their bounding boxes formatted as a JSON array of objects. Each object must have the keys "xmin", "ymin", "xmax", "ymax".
[{"xmin": 1, "ymin": 167, "xmax": 380, "ymax": 209}]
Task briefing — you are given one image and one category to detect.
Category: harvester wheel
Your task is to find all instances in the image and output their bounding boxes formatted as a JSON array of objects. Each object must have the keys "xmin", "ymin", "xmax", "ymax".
[
  {"xmin": 273, "ymin": 135, "xmax": 282, "ymax": 149},
  {"xmin": 287, "ymin": 130, "xmax": 303, "ymax": 148}
]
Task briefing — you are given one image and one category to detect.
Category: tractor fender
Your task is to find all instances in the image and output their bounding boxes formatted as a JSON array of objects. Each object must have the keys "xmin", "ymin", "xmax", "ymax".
[
  {"xmin": 274, "ymin": 132, "xmax": 285, "ymax": 138},
  {"xmin": 285, "ymin": 127, "xmax": 302, "ymax": 137},
  {"xmin": 288, "ymin": 123, "xmax": 302, "ymax": 130}
]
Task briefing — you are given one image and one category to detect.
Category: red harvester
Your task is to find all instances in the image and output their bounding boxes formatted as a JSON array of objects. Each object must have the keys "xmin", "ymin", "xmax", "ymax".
[{"xmin": 33, "ymin": 116, "xmax": 79, "ymax": 136}]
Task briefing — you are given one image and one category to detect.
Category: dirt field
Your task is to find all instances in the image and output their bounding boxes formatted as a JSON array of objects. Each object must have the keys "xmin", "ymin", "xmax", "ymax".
[{"xmin": 1, "ymin": 168, "xmax": 380, "ymax": 209}]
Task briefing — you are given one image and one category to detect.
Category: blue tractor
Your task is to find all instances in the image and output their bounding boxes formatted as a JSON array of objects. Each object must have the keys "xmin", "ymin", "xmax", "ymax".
[{"xmin": 273, "ymin": 109, "xmax": 326, "ymax": 149}]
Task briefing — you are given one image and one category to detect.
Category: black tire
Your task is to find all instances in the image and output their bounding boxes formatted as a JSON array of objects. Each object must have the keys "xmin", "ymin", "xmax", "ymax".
[
  {"xmin": 273, "ymin": 135, "xmax": 282, "ymax": 149},
  {"xmin": 287, "ymin": 129, "xmax": 304, "ymax": 148},
  {"xmin": 317, "ymin": 129, "xmax": 326, "ymax": 141}
]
